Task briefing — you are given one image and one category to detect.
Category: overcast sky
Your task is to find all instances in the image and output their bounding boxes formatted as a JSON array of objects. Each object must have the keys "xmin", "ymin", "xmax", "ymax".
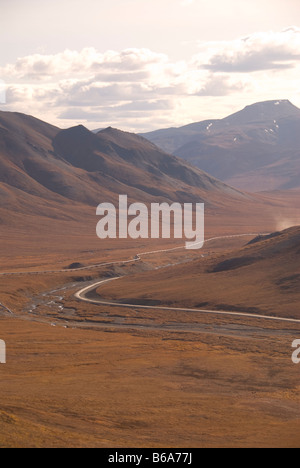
[{"xmin": 1, "ymin": 0, "xmax": 300, "ymax": 131}]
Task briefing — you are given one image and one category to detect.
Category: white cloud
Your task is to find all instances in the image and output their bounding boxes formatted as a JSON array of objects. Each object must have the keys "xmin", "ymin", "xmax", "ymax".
[
  {"xmin": 195, "ymin": 27, "xmax": 300, "ymax": 72},
  {"xmin": 1, "ymin": 48, "xmax": 169, "ymax": 81},
  {"xmin": 195, "ymin": 75, "xmax": 247, "ymax": 96},
  {"xmin": 0, "ymin": 79, "xmax": 6, "ymax": 104},
  {"xmin": 1, "ymin": 28, "xmax": 300, "ymax": 131}
]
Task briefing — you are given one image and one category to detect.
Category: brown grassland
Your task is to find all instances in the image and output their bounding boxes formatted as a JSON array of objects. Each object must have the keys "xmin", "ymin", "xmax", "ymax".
[
  {"xmin": 0, "ymin": 317, "xmax": 299, "ymax": 448},
  {"xmin": 1, "ymin": 194, "xmax": 300, "ymax": 448}
]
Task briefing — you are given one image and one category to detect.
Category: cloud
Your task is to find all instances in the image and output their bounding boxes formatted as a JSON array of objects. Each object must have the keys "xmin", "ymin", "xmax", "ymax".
[
  {"xmin": 59, "ymin": 99, "xmax": 174, "ymax": 120},
  {"xmin": 1, "ymin": 48, "xmax": 169, "ymax": 81},
  {"xmin": 196, "ymin": 75, "xmax": 246, "ymax": 96},
  {"xmin": 0, "ymin": 79, "xmax": 6, "ymax": 104},
  {"xmin": 196, "ymin": 27, "xmax": 300, "ymax": 73},
  {"xmin": 1, "ymin": 28, "xmax": 300, "ymax": 131},
  {"xmin": 1, "ymin": 47, "xmax": 189, "ymax": 107}
]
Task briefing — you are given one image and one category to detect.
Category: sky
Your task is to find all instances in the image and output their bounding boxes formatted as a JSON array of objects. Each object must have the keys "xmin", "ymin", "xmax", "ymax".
[{"xmin": 1, "ymin": 0, "xmax": 300, "ymax": 132}]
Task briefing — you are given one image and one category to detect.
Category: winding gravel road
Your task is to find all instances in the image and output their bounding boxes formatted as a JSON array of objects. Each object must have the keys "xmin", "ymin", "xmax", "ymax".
[
  {"xmin": 71, "ymin": 232, "xmax": 300, "ymax": 326},
  {"xmin": 74, "ymin": 278, "xmax": 300, "ymax": 325},
  {"xmin": 4, "ymin": 232, "xmax": 285, "ymax": 328}
]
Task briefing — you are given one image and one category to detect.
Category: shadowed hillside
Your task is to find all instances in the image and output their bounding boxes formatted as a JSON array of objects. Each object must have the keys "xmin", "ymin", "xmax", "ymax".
[
  {"xmin": 0, "ymin": 110, "xmax": 245, "ymax": 219},
  {"xmin": 98, "ymin": 226, "xmax": 300, "ymax": 318},
  {"xmin": 142, "ymin": 100, "xmax": 300, "ymax": 191}
]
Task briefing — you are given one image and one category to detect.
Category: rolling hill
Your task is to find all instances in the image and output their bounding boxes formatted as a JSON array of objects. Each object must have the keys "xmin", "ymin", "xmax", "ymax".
[
  {"xmin": 98, "ymin": 226, "xmax": 300, "ymax": 318},
  {"xmin": 141, "ymin": 100, "xmax": 300, "ymax": 191},
  {"xmin": 0, "ymin": 110, "xmax": 244, "ymax": 219}
]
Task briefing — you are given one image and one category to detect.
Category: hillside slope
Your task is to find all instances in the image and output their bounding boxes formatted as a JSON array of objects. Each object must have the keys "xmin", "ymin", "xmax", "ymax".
[
  {"xmin": 0, "ymin": 111, "xmax": 244, "ymax": 220},
  {"xmin": 98, "ymin": 226, "xmax": 300, "ymax": 318},
  {"xmin": 142, "ymin": 100, "xmax": 300, "ymax": 191}
]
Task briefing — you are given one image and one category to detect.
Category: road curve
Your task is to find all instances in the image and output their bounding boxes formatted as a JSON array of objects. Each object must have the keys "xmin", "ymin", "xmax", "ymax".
[
  {"xmin": 0, "ymin": 302, "xmax": 13, "ymax": 315},
  {"xmin": 75, "ymin": 278, "xmax": 300, "ymax": 325}
]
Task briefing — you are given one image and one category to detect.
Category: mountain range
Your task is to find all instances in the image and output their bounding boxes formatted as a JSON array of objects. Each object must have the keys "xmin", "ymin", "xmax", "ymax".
[
  {"xmin": 1, "ymin": 107, "xmax": 300, "ymax": 267},
  {"xmin": 0, "ymin": 110, "xmax": 247, "ymax": 228},
  {"xmin": 141, "ymin": 100, "xmax": 300, "ymax": 191}
]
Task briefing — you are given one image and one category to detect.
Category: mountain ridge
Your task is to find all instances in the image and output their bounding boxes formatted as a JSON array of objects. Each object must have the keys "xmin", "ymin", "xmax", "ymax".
[
  {"xmin": 0, "ymin": 110, "xmax": 247, "ymax": 227},
  {"xmin": 141, "ymin": 100, "xmax": 300, "ymax": 191}
]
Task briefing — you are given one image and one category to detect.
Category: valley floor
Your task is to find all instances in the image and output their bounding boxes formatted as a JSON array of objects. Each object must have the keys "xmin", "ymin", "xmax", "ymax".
[
  {"xmin": 0, "ymin": 232, "xmax": 300, "ymax": 447},
  {"xmin": 0, "ymin": 317, "xmax": 300, "ymax": 448}
]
